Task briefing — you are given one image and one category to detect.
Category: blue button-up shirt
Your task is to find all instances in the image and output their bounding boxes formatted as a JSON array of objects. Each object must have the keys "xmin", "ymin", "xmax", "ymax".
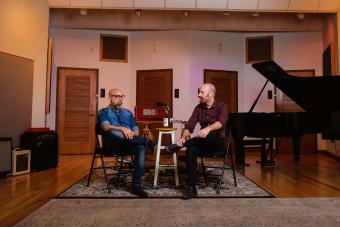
[{"xmin": 97, "ymin": 105, "xmax": 138, "ymax": 137}]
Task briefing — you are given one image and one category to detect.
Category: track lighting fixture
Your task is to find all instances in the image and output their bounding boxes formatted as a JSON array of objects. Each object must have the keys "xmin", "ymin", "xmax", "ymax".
[{"xmin": 135, "ymin": 9, "xmax": 142, "ymax": 17}]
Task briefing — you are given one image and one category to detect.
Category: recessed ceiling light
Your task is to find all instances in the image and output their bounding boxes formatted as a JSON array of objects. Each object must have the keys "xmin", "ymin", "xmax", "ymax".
[
  {"xmin": 80, "ymin": 9, "xmax": 87, "ymax": 16},
  {"xmin": 297, "ymin": 13, "xmax": 305, "ymax": 20},
  {"xmin": 183, "ymin": 11, "xmax": 191, "ymax": 17}
]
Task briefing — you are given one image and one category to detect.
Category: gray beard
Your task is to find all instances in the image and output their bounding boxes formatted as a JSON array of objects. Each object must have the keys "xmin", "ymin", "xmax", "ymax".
[{"xmin": 113, "ymin": 104, "xmax": 122, "ymax": 109}]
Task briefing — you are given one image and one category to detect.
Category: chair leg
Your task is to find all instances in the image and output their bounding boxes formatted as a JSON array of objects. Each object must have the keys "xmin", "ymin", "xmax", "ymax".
[
  {"xmin": 200, "ymin": 157, "xmax": 208, "ymax": 186},
  {"xmin": 100, "ymin": 155, "xmax": 111, "ymax": 193},
  {"xmin": 216, "ymin": 155, "xmax": 229, "ymax": 194},
  {"xmin": 86, "ymin": 152, "xmax": 97, "ymax": 186},
  {"xmin": 229, "ymin": 150, "xmax": 237, "ymax": 187},
  {"xmin": 116, "ymin": 155, "xmax": 125, "ymax": 187}
]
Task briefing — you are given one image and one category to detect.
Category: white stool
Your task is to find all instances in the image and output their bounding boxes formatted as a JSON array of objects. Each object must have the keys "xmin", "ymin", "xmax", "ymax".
[{"xmin": 154, "ymin": 127, "xmax": 179, "ymax": 188}]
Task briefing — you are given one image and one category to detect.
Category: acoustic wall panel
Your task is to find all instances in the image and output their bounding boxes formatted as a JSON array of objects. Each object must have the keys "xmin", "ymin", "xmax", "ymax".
[{"xmin": 0, "ymin": 52, "xmax": 33, "ymax": 146}]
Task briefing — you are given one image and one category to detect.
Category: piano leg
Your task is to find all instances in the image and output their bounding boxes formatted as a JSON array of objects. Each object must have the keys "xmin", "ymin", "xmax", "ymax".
[
  {"xmin": 260, "ymin": 138, "xmax": 276, "ymax": 167},
  {"xmin": 235, "ymin": 136, "xmax": 245, "ymax": 165},
  {"xmin": 260, "ymin": 138, "xmax": 266, "ymax": 166},
  {"xmin": 292, "ymin": 135, "xmax": 301, "ymax": 162}
]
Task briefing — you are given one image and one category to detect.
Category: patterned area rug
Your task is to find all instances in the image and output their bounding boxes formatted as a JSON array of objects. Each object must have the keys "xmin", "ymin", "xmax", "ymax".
[{"xmin": 59, "ymin": 165, "xmax": 273, "ymax": 198}]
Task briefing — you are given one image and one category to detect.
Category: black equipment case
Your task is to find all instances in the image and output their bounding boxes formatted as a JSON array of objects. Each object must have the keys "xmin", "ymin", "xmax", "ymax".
[{"xmin": 20, "ymin": 130, "xmax": 58, "ymax": 171}]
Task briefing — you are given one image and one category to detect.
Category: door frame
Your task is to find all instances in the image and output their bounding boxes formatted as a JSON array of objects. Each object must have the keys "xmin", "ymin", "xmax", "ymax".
[
  {"xmin": 136, "ymin": 68, "xmax": 173, "ymax": 117},
  {"xmin": 204, "ymin": 69, "xmax": 238, "ymax": 113},
  {"xmin": 56, "ymin": 67, "xmax": 99, "ymax": 153}
]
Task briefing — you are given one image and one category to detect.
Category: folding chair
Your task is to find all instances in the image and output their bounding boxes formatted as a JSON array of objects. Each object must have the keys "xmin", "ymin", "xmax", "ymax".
[
  {"xmin": 199, "ymin": 124, "xmax": 237, "ymax": 194},
  {"xmin": 86, "ymin": 123, "xmax": 133, "ymax": 193}
]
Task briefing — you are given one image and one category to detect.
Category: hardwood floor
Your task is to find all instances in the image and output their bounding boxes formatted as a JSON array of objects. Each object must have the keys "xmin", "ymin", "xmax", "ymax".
[
  {"xmin": 240, "ymin": 152, "xmax": 340, "ymax": 198},
  {"xmin": 0, "ymin": 152, "xmax": 339, "ymax": 226},
  {"xmin": 0, "ymin": 155, "xmax": 92, "ymax": 226}
]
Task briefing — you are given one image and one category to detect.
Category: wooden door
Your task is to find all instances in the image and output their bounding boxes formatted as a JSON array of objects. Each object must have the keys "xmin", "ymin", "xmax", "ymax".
[
  {"xmin": 275, "ymin": 70, "xmax": 316, "ymax": 154},
  {"xmin": 137, "ymin": 69, "xmax": 173, "ymax": 114},
  {"xmin": 136, "ymin": 69, "xmax": 173, "ymax": 144},
  {"xmin": 57, "ymin": 68, "xmax": 98, "ymax": 154},
  {"xmin": 204, "ymin": 69, "xmax": 238, "ymax": 113}
]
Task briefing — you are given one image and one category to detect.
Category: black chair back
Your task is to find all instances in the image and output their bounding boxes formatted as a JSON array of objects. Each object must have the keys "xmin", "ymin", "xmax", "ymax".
[{"xmin": 95, "ymin": 122, "xmax": 103, "ymax": 136}]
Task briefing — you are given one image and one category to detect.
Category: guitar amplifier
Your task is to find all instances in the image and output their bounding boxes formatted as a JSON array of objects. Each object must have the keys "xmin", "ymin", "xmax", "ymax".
[
  {"xmin": 0, "ymin": 138, "xmax": 12, "ymax": 178},
  {"xmin": 134, "ymin": 106, "xmax": 166, "ymax": 120},
  {"xmin": 12, "ymin": 148, "xmax": 31, "ymax": 175},
  {"xmin": 20, "ymin": 130, "xmax": 58, "ymax": 171}
]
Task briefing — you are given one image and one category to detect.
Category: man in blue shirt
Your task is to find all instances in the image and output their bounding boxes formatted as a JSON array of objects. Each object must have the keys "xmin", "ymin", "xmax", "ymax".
[{"xmin": 97, "ymin": 88, "xmax": 155, "ymax": 197}]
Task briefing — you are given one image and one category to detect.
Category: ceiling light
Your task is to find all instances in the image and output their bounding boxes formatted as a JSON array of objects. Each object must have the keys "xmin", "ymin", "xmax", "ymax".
[
  {"xmin": 252, "ymin": 12, "xmax": 259, "ymax": 17},
  {"xmin": 183, "ymin": 11, "xmax": 191, "ymax": 17},
  {"xmin": 223, "ymin": 12, "xmax": 230, "ymax": 16},
  {"xmin": 135, "ymin": 10, "xmax": 142, "ymax": 17},
  {"xmin": 297, "ymin": 13, "xmax": 305, "ymax": 20},
  {"xmin": 80, "ymin": 9, "xmax": 87, "ymax": 16}
]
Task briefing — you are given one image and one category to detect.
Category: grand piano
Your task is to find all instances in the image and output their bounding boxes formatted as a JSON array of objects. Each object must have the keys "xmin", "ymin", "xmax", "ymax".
[{"xmin": 229, "ymin": 60, "xmax": 340, "ymax": 165}]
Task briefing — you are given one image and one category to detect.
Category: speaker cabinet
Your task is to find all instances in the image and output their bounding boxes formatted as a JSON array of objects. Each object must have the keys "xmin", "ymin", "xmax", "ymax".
[
  {"xmin": 0, "ymin": 137, "xmax": 12, "ymax": 177},
  {"xmin": 12, "ymin": 148, "xmax": 30, "ymax": 176},
  {"xmin": 20, "ymin": 131, "xmax": 58, "ymax": 171}
]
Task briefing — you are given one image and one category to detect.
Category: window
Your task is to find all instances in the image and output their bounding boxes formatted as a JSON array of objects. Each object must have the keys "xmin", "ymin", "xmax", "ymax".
[{"xmin": 100, "ymin": 34, "xmax": 128, "ymax": 62}]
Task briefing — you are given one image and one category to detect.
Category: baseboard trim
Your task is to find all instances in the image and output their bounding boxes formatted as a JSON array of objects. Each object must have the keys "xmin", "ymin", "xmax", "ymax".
[{"xmin": 318, "ymin": 150, "xmax": 340, "ymax": 162}]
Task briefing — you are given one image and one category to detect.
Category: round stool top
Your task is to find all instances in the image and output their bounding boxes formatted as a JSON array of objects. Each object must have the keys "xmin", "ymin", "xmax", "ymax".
[{"xmin": 155, "ymin": 127, "xmax": 177, "ymax": 131}]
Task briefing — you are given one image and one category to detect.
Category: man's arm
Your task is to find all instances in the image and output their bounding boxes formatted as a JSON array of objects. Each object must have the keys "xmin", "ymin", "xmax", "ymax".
[
  {"xmin": 102, "ymin": 124, "xmax": 135, "ymax": 139},
  {"xmin": 197, "ymin": 121, "xmax": 222, "ymax": 138},
  {"xmin": 197, "ymin": 103, "xmax": 228, "ymax": 138},
  {"xmin": 130, "ymin": 110, "xmax": 139, "ymax": 136},
  {"xmin": 98, "ymin": 109, "xmax": 135, "ymax": 139},
  {"xmin": 176, "ymin": 128, "xmax": 191, "ymax": 146},
  {"xmin": 176, "ymin": 106, "xmax": 199, "ymax": 146}
]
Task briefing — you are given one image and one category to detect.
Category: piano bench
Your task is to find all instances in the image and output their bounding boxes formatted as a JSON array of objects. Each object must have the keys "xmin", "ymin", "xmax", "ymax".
[{"xmin": 243, "ymin": 138, "xmax": 270, "ymax": 149}]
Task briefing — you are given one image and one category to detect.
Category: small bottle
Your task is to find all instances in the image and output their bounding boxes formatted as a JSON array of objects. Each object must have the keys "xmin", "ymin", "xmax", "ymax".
[{"xmin": 163, "ymin": 117, "xmax": 169, "ymax": 127}]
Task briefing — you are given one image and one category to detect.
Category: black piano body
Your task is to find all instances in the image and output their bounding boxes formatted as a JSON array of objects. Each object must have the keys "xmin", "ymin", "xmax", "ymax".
[{"xmin": 230, "ymin": 61, "xmax": 340, "ymax": 165}]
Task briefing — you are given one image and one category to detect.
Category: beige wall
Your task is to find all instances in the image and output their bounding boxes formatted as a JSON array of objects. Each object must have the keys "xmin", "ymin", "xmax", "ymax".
[
  {"xmin": 48, "ymin": 29, "xmax": 323, "ymax": 142},
  {"xmin": 0, "ymin": 0, "xmax": 49, "ymax": 127}
]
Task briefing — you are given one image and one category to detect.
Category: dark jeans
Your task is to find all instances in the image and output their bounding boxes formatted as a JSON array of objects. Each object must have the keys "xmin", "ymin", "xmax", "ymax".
[
  {"xmin": 183, "ymin": 132, "xmax": 225, "ymax": 187},
  {"xmin": 103, "ymin": 133, "xmax": 147, "ymax": 185}
]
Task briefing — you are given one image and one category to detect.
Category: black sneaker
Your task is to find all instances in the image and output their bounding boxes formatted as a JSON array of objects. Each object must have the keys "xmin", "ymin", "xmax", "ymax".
[
  {"xmin": 165, "ymin": 144, "xmax": 182, "ymax": 154},
  {"xmin": 182, "ymin": 185, "xmax": 197, "ymax": 200},
  {"xmin": 131, "ymin": 185, "xmax": 148, "ymax": 198},
  {"xmin": 147, "ymin": 139, "xmax": 157, "ymax": 152}
]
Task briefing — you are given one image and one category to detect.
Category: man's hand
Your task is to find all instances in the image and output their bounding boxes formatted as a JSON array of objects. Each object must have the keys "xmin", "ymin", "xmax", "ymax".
[
  {"xmin": 176, "ymin": 138, "xmax": 186, "ymax": 147},
  {"xmin": 197, "ymin": 127, "xmax": 211, "ymax": 138},
  {"xmin": 120, "ymin": 127, "xmax": 134, "ymax": 139}
]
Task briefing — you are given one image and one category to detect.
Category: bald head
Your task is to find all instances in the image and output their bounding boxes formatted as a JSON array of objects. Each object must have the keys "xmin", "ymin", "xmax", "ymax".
[
  {"xmin": 198, "ymin": 83, "xmax": 216, "ymax": 106},
  {"xmin": 109, "ymin": 88, "xmax": 122, "ymax": 96},
  {"xmin": 108, "ymin": 88, "xmax": 125, "ymax": 109},
  {"xmin": 201, "ymin": 83, "xmax": 216, "ymax": 95}
]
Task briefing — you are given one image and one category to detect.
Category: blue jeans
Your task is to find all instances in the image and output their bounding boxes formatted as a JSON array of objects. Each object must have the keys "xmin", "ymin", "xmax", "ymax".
[
  {"xmin": 106, "ymin": 129, "xmax": 148, "ymax": 146},
  {"xmin": 129, "ymin": 144, "xmax": 146, "ymax": 185},
  {"xmin": 103, "ymin": 132, "xmax": 146, "ymax": 185}
]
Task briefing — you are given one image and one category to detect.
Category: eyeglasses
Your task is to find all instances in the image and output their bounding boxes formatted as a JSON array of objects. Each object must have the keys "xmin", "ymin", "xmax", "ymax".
[{"xmin": 110, "ymin": 94, "xmax": 126, "ymax": 99}]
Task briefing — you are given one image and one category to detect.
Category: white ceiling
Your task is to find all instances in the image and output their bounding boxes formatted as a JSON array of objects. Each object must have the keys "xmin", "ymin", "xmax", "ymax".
[{"xmin": 47, "ymin": 0, "xmax": 340, "ymax": 12}]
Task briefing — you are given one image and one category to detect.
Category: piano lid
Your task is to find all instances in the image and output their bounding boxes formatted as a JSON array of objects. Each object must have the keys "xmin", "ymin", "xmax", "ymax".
[{"xmin": 252, "ymin": 60, "xmax": 340, "ymax": 112}]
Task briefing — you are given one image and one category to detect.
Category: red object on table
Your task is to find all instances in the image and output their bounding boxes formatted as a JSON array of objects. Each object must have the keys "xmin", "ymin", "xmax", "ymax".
[
  {"xmin": 26, "ymin": 127, "xmax": 51, "ymax": 132},
  {"xmin": 134, "ymin": 106, "xmax": 166, "ymax": 120}
]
